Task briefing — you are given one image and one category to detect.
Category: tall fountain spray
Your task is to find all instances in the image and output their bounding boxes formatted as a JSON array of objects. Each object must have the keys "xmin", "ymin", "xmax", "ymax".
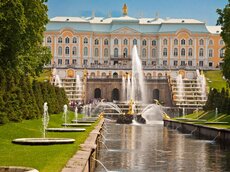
[
  {"xmin": 74, "ymin": 106, "xmax": 78, "ymax": 122},
  {"xmin": 176, "ymin": 74, "xmax": 185, "ymax": 103},
  {"xmin": 122, "ymin": 75, "xmax": 126, "ymax": 102},
  {"xmin": 196, "ymin": 70, "xmax": 206, "ymax": 100},
  {"xmin": 127, "ymin": 74, "xmax": 131, "ymax": 101},
  {"xmin": 131, "ymin": 45, "xmax": 147, "ymax": 103},
  {"xmin": 42, "ymin": 102, "xmax": 49, "ymax": 138},
  {"xmin": 54, "ymin": 75, "xmax": 62, "ymax": 87},
  {"xmin": 63, "ymin": 104, "xmax": 68, "ymax": 126}
]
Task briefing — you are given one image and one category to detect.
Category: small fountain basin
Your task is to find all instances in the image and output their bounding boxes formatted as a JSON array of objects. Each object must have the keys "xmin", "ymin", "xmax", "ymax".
[
  {"xmin": 62, "ymin": 123, "xmax": 91, "ymax": 127},
  {"xmin": 12, "ymin": 138, "xmax": 75, "ymax": 145},
  {"xmin": 46, "ymin": 128, "xmax": 86, "ymax": 132}
]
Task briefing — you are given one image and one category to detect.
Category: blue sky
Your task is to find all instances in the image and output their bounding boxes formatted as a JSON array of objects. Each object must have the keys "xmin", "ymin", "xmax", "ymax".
[{"xmin": 47, "ymin": 0, "xmax": 227, "ymax": 25}]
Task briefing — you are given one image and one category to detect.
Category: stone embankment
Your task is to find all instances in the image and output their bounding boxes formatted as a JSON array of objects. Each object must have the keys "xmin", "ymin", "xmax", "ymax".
[
  {"xmin": 62, "ymin": 118, "xmax": 104, "ymax": 172},
  {"xmin": 164, "ymin": 119, "xmax": 230, "ymax": 143}
]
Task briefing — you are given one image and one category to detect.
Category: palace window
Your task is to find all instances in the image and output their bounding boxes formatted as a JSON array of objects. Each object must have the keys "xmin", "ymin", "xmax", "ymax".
[
  {"xmin": 123, "ymin": 48, "xmax": 128, "ymax": 58},
  {"xmin": 188, "ymin": 39, "xmax": 193, "ymax": 45},
  {"xmin": 188, "ymin": 48, "xmax": 193, "ymax": 56},
  {"xmin": 58, "ymin": 37, "xmax": 62, "ymax": 43},
  {"xmin": 142, "ymin": 48, "xmax": 147, "ymax": 57},
  {"xmin": 152, "ymin": 40, "xmax": 157, "ymax": 46},
  {"xmin": 72, "ymin": 59, "xmax": 77, "ymax": 65},
  {"xmin": 95, "ymin": 39, "xmax": 99, "ymax": 45},
  {"xmin": 181, "ymin": 61, "xmax": 186, "ymax": 66},
  {"xmin": 72, "ymin": 37, "xmax": 77, "ymax": 43},
  {"xmin": 199, "ymin": 48, "xmax": 204, "ymax": 57},
  {"xmin": 47, "ymin": 36, "xmax": 52, "ymax": 43},
  {"xmin": 199, "ymin": 61, "xmax": 203, "ymax": 67},
  {"xmin": 208, "ymin": 49, "xmax": 213, "ymax": 57},
  {"xmin": 220, "ymin": 49, "xmax": 225, "ymax": 58},
  {"xmin": 181, "ymin": 39, "xmax": 186, "ymax": 45},
  {"xmin": 173, "ymin": 60, "xmax": 178, "ymax": 66},
  {"xmin": 174, "ymin": 39, "xmax": 178, "ymax": 45},
  {"xmin": 209, "ymin": 40, "xmax": 213, "ymax": 45},
  {"xmin": 114, "ymin": 39, "xmax": 118, "ymax": 45},
  {"xmin": 199, "ymin": 39, "xmax": 204, "ymax": 46},
  {"xmin": 72, "ymin": 47, "xmax": 77, "ymax": 56},
  {"xmin": 58, "ymin": 46, "xmax": 62, "ymax": 55},
  {"xmin": 188, "ymin": 61, "xmax": 192, "ymax": 66},
  {"xmin": 152, "ymin": 48, "xmax": 156, "ymax": 57},
  {"xmin": 133, "ymin": 39, "xmax": 137, "ymax": 45},
  {"xmin": 163, "ymin": 60, "xmax": 167, "ymax": 66},
  {"xmin": 83, "ymin": 59, "xmax": 88, "ymax": 65},
  {"xmin": 58, "ymin": 59, "xmax": 62, "ymax": 65},
  {"xmin": 124, "ymin": 39, "xmax": 128, "ymax": 45},
  {"xmin": 65, "ymin": 37, "xmax": 70, "ymax": 44},
  {"xmin": 84, "ymin": 47, "xmax": 88, "ymax": 56},
  {"xmin": 104, "ymin": 39, "xmax": 109, "ymax": 45},
  {"xmin": 65, "ymin": 47, "xmax": 70, "ymax": 55},
  {"xmin": 220, "ymin": 39, "xmax": 224, "ymax": 45},
  {"xmin": 142, "ymin": 39, "xmax": 147, "ymax": 46},
  {"xmin": 94, "ymin": 48, "xmax": 99, "ymax": 57},
  {"xmin": 84, "ymin": 38, "xmax": 88, "ymax": 44},
  {"xmin": 163, "ymin": 39, "xmax": 168, "ymax": 45},
  {"xmin": 65, "ymin": 59, "xmax": 69, "ymax": 65},
  {"xmin": 114, "ymin": 48, "xmax": 118, "ymax": 57},
  {"xmin": 181, "ymin": 48, "xmax": 185, "ymax": 56},
  {"xmin": 104, "ymin": 48, "xmax": 109, "ymax": 57},
  {"xmin": 163, "ymin": 48, "xmax": 167, "ymax": 56},
  {"xmin": 174, "ymin": 48, "xmax": 178, "ymax": 56}
]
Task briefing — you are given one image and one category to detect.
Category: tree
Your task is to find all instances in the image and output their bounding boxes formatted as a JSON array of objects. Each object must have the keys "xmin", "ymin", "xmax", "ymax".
[{"xmin": 217, "ymin": 1, "xmax": 230, "ymax": 85}]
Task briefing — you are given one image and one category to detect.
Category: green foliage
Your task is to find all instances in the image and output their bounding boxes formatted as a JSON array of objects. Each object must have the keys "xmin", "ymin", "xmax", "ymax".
[
  {"xmin": 217, "ymin": 0, "xmax": 230, "ymax": 85},
  {"xmin": 204, "ymin": 71, "xmax": 227, "ymax": 90}
]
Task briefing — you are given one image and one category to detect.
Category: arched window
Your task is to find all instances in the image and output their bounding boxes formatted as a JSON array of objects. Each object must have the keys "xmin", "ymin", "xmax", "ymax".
[
  {"xmin": 84, "ymin": 38, "xmax": 88, "ymax": 44},
  {"xmin": 112, "ymin": 88, "xmax": 119, "ymax": 101},
  {"xmin": 208, "ymin": 49, "xmax": 213, "ymax": 57},
  {"xmin": 65, "ymin": 37, "xmax": 70, "ymax": 44},
  {"xmin": 95, "ymin": 39, "xmax": 99, "ymax": 45},
  {"xmin": 102, "ymin": 72, "xmax": 106, "ymax": 78},
  {"xmin": 174, "ymin": 39, "xmax": 178, "ymax": 45},
  {"xmin": 72, "ymin": 47, "xmax": 77, "ymax": 55},
  {"xmin": 58, "ymin": 46, "xmax": 62, "ymax": 55},
  {"xmin": 142, "ymin": 48, "xmax": 147, "ymax": 57},
  {"xmin": 152, "ymin": 40, "xmax": 157, "ymax": 46},
  {"xmin": 84, "ymin": 47, "xmax": 88, "ymax": 56},
  {"xmin": 104, "ymin": 48, "xmax": 108, "ymax": 57},
  {"xmin": 209, "ymin": 40, "xmax": 213, "ymax": 45},
  {"xmin": 188, "ymin": 48, "xmax": 193, "ymax": 56},
  {"xmin": 123, "ymin": 48, "xmax": 128, "ymax": 58},
  {"xmin": 181, "ymin": 39, "xmax": 186, "ymax": 45},
  {"xmin": 47, "ymin": 36, "xmax": 52, "ymax": 43},
  {"xmin": 163, "ymin": 39, "xmax": 168, "ymax": 45},
  {"xmin": 133, "ymin": 39, "xmax": 137, "ymax": 45},
  {"xmin": 72, "ymin": 37, "xmax": 77, "ymax": 43},
  {"xmin": 174, "ymin": 48, "xmax": 178, "ymax": 56},
  {"xmin": 152, "ymin": 48, "xmax": 156, "ymax": 57},
  {"xmin": 104, "ymin": 39, "xmax": 109, "ymax": 45},
  {"xmin": 114, "ymin": 48, "xmax": 118, "ymax": 57},
  {"xmin": 113, "ymin": 72, "xmax": 118, "ymax": 78},
  {"xmin": 199, "ymin": 39, "xmax": 204, "ymax": 46},
  {"xmin": 58, "ymin": 37, "xmax": 62, "ymax": 43},
  {"xmin": 123, "ymin": 39, "xmax": 128, "ymax": 45},
  {"xmin": 65, "ymin": 47, "xmax": 70, "ymax": 55},
  {"xmin": 94, "ymin": 48, "xmax": 99, "ymax": 57},
  {"xmin": 181, "ymin": 48, "xmax": 185, "ymax": 56},
  {"xmin": 188, "ymin": 39, "xmax": 193, "ymax": 45},
  {"xmin": 114, "ymin": 38, "xmax": 118, "ymax": 45},
  {"xmin": 220, "ymin": 49, "xmax": 225, "ymax": 58},
  {"xmin": 94, "ymin": 88, "xmax": 101, "ymax": 98},
  {"xmin": 163, "ymin": 48, "xmax": 167, "ymax": 56},
  {"xmin": 142, "ymin": 39, "xmax": 147, "ymax": 46},
  {"xmin": 199, "ymin": 48, "xmax": 204, "ymax": 56}
]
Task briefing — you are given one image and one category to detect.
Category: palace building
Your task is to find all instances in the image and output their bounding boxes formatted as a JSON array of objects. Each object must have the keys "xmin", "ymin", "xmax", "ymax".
[{"xmin": 44, "ymin": 4, "xmax": 224, "ymax": 107}]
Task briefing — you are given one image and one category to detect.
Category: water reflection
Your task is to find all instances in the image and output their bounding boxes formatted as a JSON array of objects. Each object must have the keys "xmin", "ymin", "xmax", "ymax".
[{"xmin": 95, "ymin": 122, "xmax": 230, "ymax": 172}]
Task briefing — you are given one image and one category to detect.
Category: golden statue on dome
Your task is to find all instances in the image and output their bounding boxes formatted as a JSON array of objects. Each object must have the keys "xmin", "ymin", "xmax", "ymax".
[{"xmin": 122, "ymin": 3, "xmax": 128, "ymax": 16}]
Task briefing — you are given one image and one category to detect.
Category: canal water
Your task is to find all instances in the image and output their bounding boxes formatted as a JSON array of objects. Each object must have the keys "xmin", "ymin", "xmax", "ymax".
[{"xmin": 95, "ymin": 120, "xmax": 230, "ymax": 172}]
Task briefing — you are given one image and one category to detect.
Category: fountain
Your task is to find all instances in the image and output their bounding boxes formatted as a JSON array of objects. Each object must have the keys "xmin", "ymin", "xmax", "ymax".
[
  {"xmin": 127, "ymin": 74, "xmax": 131, "ymax": 101},
  {"xmin": 122, "ymin": 75, "xmax": 126, "ymax": 102},
  {"xmin": 12, "ymin": 102, "xmax": 75, "ymax": 145},
  {"xmin": 46, "ymin": 104, "xmax": 86, "ymax": 132},
  {"xmin": 176, "ymin": 74, "xmax": 185, "ymax": 104},
  {"xmin": 54, "ymin": 74, "xmax": 62, "ymax": 87},
  {"xmin": 196, "ymin": 70, "xmax": 206, "ymax": 100}
]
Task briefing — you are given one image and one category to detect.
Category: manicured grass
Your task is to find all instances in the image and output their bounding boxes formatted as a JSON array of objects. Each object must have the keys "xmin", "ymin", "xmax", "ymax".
[
  {"xmin": 35, "ymin": 69, "xmax": 51, "ymax": 82},
  {"xmin": 0, "ymin": 112, "xmax": 98, "ymax": 172},
  {"xmin": 175, "ymin": 110, "xmax": 230, "ymax": 129},
  {"xmin": 204, "ymin": 70, "xmax": 227, "ymax": 90}
]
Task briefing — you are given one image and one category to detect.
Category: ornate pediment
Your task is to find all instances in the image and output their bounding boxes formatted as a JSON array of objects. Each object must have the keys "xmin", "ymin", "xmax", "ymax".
[{"xmin": 112, "ymin": 27, "xmax": 140, "ymax": 35}]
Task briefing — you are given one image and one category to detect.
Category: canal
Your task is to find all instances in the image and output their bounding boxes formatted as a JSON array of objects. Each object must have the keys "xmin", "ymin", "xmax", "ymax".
[{"xmin": 95, "ymin": 120, "xmax": 230, "ymax": 172}]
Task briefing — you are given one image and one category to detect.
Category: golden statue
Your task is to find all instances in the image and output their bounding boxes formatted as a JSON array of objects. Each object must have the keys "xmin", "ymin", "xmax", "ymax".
[
  {"xmin": 127, "ymin": 99, "xmax": 135, "ymax": 115},
  {"xmin": 122, "ymin": 3, "xmax": 128, "ymax": 16}
]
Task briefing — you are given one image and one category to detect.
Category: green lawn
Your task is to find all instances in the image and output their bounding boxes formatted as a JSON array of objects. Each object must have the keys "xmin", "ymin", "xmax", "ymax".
[
  {"xmin": 204, "ymin": 70, "xmax": 227, "ymax": 90},
  {"xmin": 35, "ymin": 69, "xmax": 52, "ymax": 82},
  {"xmin": 0, "ymin": 112, "xmax": 98, "ymax": 172}
]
